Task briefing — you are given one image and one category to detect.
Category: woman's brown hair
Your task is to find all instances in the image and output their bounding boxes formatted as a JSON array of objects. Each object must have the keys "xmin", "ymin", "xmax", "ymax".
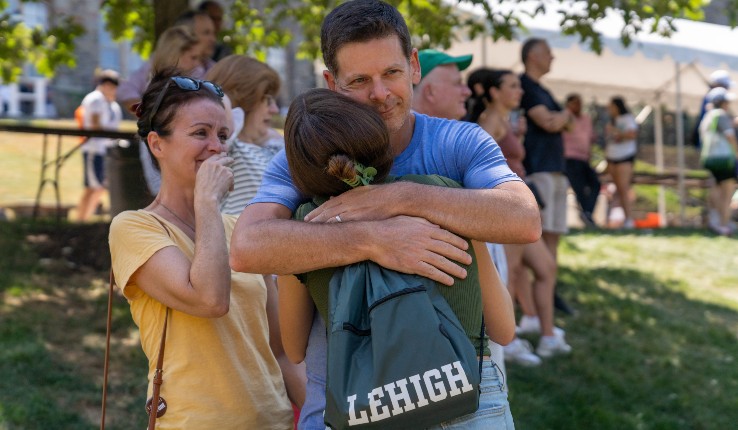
[
  {"xmin": 284, "ymin": 88, "xmax": 394, "ymax": 197},
  {"xmin": 205, "ymin": 54, "xmax": 280, "ymax": 113}
]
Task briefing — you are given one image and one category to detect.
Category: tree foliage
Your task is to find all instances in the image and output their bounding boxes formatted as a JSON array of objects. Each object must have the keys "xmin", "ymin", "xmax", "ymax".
[
  {"xmin": 102, "ymin": 0, "xmax": 738, "ymax": 61},
  {"xmin": 2, "ymin": 0, "xmax": 736, "ymax": 82},
  {"xmin": 0, "ymin": 0, "xmax": 83, "ymax": 83}
]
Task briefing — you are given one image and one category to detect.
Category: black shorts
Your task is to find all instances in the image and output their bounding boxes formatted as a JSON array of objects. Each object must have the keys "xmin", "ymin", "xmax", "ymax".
[
  {"xmin": 708, "ymin": 163, "xmax": 737, "ymax": 183},
  {"xmin": 83, "ymin": 152, "xmax": 106, "ymax": 188},
  {"xmin": 607, "ymin": 155, "xmax": 636, "ymax": 165}
]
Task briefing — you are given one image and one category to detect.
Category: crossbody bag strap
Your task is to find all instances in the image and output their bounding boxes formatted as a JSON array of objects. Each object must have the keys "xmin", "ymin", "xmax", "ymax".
[
  {"xmin": 147, "ymin": 307, "xmax": 170, "ymax": 429},
  {"xmin": 146, "ymin": 212, "xmax": 173, "ymax": 429},
  {"xmin": 100, "ymin": 270, "xmax": 115, "ymax": 430}
]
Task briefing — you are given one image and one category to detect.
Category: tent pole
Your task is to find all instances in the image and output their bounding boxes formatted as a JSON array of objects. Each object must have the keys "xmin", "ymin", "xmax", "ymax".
[
  {"xmin": 674, "ymin": 61, "xmax": 686, "ymax": 225},
  {"xmin": 654, "ymin": 102, "xmax": 667, "ymax": 227}
]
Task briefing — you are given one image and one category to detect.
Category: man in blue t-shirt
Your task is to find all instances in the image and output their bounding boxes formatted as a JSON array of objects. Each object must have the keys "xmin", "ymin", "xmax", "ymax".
[
  {"xmin": 519, "ymin": 37, "xmax": 576, "ymax": 315},
  {"xmin": 231, "ymin": 1, "xmax": 539, "ymax": 289},
  {"xmin": 229, "ymin": 3, "xmax": 540, "ymax": 428}
]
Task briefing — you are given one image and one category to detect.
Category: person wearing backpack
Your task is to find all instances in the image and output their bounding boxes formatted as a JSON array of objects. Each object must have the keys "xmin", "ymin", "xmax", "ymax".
[
  {"xmin": 699, "ymin": 87, "xmax": 738, "ymax": 236},
  {"xmin": 74, "ymin": 69, "xmax": 122, "ymax": 221},
  {"xmin": 278, "ymin": 88, "xmax": 516, "ymax": 429}
]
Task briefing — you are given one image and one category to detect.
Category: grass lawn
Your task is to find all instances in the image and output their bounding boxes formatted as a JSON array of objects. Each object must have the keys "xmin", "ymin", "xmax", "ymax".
[
  {"xmin": 509, "ymin": 229, "xmax": 738, "ymax": 429},
  {"xmin": 0, "ymin": 221, "xmax": 735, "ymax": 429},
  {"xmin": 1, "ymin": 125, "xmax": 736, "ymax": 428}
]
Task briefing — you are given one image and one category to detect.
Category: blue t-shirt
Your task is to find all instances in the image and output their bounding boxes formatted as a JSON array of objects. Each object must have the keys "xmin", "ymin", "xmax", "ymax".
[
  {"xmin": 251, "ymin": 112, "xmax": 520, "ymax": 210},
  {"xmin": 520, "ymin": 73, "xmax": 566, "ymax": 174}
]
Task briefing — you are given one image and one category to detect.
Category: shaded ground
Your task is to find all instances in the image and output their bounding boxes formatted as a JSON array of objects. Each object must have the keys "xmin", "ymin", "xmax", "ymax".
[{"xmin": 0, "ymin": 220, "xmax": 146, "ymax": 430}]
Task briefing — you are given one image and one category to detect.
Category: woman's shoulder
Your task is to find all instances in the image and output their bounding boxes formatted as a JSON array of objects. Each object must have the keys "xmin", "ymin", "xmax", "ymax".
[{"xmin": 110, "ymin": 209, "xmax": 156, "ymax": 230}]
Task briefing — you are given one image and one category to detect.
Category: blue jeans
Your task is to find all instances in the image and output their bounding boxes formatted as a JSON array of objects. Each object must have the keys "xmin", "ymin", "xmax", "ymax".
[
  {"xmin": 298, "ymin": 314, "xmax": 328, "ymax": 430},
  {"xmin": 425, "ymin": 360, "xmax": 515, "ymax": 430}
]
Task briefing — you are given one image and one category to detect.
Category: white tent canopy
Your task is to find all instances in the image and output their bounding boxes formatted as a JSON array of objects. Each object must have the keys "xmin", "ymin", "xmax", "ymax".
[
  {"xmin": 448, "ymin": 1, "xmax": 738, "ymax": 112},
  {"xmin": 446, "ymin": 1, "xmax": 738, "ymax": 224}
]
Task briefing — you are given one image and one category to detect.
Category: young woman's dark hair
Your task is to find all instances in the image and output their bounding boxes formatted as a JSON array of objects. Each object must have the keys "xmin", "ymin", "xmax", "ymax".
[
  {"xmin": 465, "ymin": 68, "xmax": 515, "ymax": 123},
  {"xmin": 610, "ymin": 96, "xmax": 629, "ymax": 116},
  {"xmin": 320, "ymin": 0, "xmax": 412, "ymax": 75},
  {"xmin": 136, "ymin": 67, "xmax": 224, "ymax": 168},
  {"xmin": 464, "ymin": 67, "xmax": 493, "ymax": 123},
  {"xmin": 284, "ymin": 88, "xmax": 394, "ymax": 197}
]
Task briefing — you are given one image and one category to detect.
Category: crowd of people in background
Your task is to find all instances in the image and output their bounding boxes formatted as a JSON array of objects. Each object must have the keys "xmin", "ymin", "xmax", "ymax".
[{"xmin": 94, "ymin": 0, "xmax": 738, "ymax": 428}]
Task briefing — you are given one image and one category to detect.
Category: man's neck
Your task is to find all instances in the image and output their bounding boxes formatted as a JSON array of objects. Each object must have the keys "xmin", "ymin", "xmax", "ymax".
[
  {"xmin": 389, "ymin": 112, "xmax": 416, "ymax": 157},
  {"xmin": 524, "ymin": 67, "xmax": 545, "ymax": 82}
]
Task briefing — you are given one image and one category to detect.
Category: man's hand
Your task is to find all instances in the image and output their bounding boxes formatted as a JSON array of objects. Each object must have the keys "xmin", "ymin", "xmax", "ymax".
[
  {"xmin": 365, "ymin": 215, "xmax": 471, "ymax": 286},
  {"xmin": 305, "ymin": 182, "xmax": 407, "ymax": 223}
]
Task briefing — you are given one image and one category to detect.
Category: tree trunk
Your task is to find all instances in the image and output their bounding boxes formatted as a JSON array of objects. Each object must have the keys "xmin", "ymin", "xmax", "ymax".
[{"xmin": 153, "ymin": 0, "xmax": 190, "ymax": 41}]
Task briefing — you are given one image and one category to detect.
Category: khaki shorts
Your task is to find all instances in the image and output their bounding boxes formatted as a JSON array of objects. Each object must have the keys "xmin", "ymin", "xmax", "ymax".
[{"xmin": 527, "ymin": 172, "xmax": 569, "ymax": 235}]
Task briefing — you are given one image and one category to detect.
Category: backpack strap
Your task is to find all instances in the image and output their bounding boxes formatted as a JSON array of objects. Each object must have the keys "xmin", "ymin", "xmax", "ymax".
[{"xmin": 478, "ymin": 317, "xmax": 485, "ymax": 377}]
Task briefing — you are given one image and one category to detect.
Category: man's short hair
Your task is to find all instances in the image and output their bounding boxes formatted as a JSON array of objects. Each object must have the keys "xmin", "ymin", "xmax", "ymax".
[
  {"xmin": 175, "ymin": 9, "xmax": 211, "ymax": 27},
  {"xmin": 197, "ymin": 1, "xmax": 222, "ymax": 12},
  {"xmin": 97, "ymin": 69, "xmax": 119, "ymax": 86},
  {"xmin": 521, "ymin": 37, "xmax": 546, "ymax": 65},
  {"xmin": 321, "ymin": 0, "xmax": 412, "ymax": 75}
]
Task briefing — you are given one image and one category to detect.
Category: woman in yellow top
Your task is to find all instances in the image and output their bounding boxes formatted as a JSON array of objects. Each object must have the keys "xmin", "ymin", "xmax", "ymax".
[{"xmin": 108, "ymin": 69, "xmax": 295, "ymax": 429}]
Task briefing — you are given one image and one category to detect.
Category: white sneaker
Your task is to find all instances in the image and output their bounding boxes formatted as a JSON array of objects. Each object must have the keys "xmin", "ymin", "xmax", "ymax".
[
  {"xmin": 708, "ymin": 210, "xmax": 720, "ymax": 230},
  {"xmin": 623, "ymin": 218, "xmax": 635, "ymax": 229},
  {"xmin": 504, "ymin": 338, "xmax": 542, "ymax": 367},
  {"xmin": 517, "ymin": 316, "xmax": 566, "ymax": 339},
  {"xmin": 536, "ymin": 334, "xmax": 572, "ymax": 358},
  {"xmin": 516, "ymin": 315, "xmax": 541, "ymax": 335}
]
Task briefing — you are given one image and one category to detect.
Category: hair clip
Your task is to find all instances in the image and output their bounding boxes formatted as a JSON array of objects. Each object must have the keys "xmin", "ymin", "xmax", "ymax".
[
  {"xmin": 341, "ymin": 162, "xmax": 377, "ymax": 188},
  {"xmin": 131, "ymin": 102, "xmax": 144, "ymax": 119}
]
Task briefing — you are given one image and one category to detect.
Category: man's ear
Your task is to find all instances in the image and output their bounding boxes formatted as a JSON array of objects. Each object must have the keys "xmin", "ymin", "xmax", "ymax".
[
  {"xmin": 323, "ymin": 70, "xmax": 337, "ymax": 91},
  {"xmin": 421, "ymin": 81, "xmax": 435, "ymax": 103},
  {"xmin": 409, "ymin": 48, "xmax": 421, "ymax": 86}
]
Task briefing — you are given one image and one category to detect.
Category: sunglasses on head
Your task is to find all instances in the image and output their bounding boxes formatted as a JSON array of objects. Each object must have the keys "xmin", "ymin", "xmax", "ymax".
[{"xmin": 147, "ymin": 76, "xmax": 224, "ymax": 131}]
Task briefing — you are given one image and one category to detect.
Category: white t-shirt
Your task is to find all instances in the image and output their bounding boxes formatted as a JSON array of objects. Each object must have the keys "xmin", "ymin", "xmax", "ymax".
[
  {"xmin": 80, "ymin": 89, "xmax": 122, "ymax": 155},
  {"xmin": 605, "ymin": 113, "xmax": 638, "ymax": 161}
]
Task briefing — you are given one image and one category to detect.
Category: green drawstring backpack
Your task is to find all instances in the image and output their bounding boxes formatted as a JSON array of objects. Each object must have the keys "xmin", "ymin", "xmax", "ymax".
[{"xmin": 324, "ymin": 261, "xmax": 483, "ymax": 430}]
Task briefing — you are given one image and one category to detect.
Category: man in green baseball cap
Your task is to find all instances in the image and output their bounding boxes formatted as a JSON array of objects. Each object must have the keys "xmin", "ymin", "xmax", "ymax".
[{"xmin": 412, "ymin": 49, "xmax": 473, "ymax": 120}]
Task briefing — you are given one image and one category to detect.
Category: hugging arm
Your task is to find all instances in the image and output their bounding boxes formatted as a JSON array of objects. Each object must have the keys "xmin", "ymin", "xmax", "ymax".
[
  {"xmin": 472, "ymin": 241, "xmax": 515, "ymax": 345},
  {"xmin": 277, "ymin": 275, "xmax": 315, "ymax": 364},
  {"xmin": 304, "ymin": 180, "xmax": 541, "ymax": 244},
  {"xmin": 230, "ymin": 202, "xmax": 472, "ymax": 286},
  {"xmin": 265, "ymin": 274, "xmax": 307, "ymax": 408}
]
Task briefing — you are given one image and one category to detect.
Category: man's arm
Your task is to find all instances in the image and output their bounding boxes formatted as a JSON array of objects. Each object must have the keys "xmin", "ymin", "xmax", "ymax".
[
  {"xmin": 304, "ymin": 180, "xmax": 541, "ymax": 245},
  {"xmin": 229, "ymin": 202, "xmax": 472, "ymax": 285},
  {"xmin": 528, "ymin": 104, "xmax": 572, "ymax": 133}
]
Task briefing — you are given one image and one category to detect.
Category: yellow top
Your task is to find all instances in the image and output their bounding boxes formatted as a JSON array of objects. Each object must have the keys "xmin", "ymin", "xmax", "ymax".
[{"xmin": 109, "ymin": 210, "xmax": 293, "ymax": 429}]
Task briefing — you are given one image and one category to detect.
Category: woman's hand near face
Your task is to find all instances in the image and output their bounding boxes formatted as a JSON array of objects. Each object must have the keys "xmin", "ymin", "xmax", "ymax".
[{"xmin": 195, "ymin": 152, "xmax": 234, "ymax": 206}]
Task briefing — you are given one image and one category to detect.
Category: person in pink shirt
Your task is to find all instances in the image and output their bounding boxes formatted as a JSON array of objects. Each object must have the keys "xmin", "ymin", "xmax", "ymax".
[{"xmin": 562, "ymin": 93, "xmax": 600, "ymax": 227}]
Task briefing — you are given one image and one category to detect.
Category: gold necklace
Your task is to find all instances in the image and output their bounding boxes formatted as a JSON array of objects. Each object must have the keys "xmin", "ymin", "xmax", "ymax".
[{"xmin": 156, "ymin": 200, "xmax": 195, "ymax": 232}]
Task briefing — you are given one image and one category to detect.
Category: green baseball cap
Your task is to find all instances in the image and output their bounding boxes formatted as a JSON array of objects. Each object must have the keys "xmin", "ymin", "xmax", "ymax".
[{"xmin": 418, "ymin": 49, "xmax": 473, "ymax": 80}]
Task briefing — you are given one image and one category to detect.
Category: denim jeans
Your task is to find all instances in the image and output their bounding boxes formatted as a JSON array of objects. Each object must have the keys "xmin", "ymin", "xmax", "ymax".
[{"xmin": 425, "ymin": 359, "xmax": 515, "ymax": 430}]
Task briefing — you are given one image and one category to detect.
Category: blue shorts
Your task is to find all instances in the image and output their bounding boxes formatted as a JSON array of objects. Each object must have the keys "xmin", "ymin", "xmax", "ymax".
[
  {"xmin": 83, "ymin": 152, "xmax": 105, "ymax": 188},
  {"xmin": 425, "ymin": 360, "xmax": 515, "ymax": 430}
]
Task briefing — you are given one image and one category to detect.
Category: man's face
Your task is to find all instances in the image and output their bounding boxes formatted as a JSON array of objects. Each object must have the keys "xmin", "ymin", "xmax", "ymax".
[
  {"xmin": 99, "ymin": 82, "xmax": 117, "ymax": 102},
  {"xmin": 323, "ymin": 36, "xmax": 420, "ymax": 136},
  {"xmin": 420, "ymin": 64, "xmax": 472, "ymax": 120},
  {"xmin": 530, "ymin": 42, "xmax": 554, "ymax": 74},
  {"xmin": 204, "ymin": 4, "xmax": 224, "ymax": 33},
  {"xmin": 194, "ymin": 15, "xmax": 217, "ymax": 59}
]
